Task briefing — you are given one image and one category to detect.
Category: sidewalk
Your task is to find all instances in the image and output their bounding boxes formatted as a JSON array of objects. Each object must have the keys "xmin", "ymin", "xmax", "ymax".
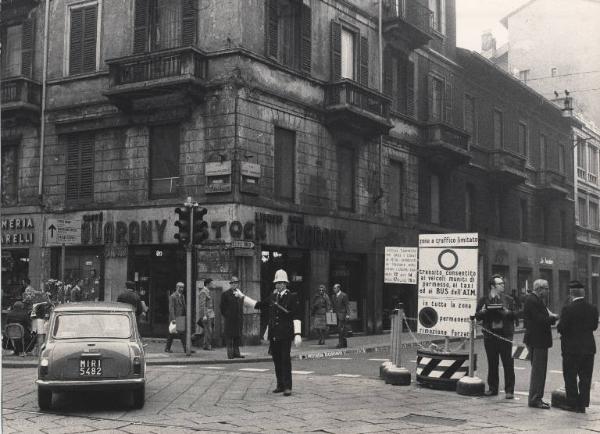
[{"xmin": 2, "ymin": 326, "xmax": 526, "ymax": 368}]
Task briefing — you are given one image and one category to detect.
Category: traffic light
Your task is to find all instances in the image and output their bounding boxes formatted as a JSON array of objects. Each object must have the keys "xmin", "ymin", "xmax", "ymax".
[
  {"xmin": 174, "ymin": 207, "xmax": 191, "ymax": 245},
  {"xmin": 192, "ymin": 207, "xmax": 209, "ymax": 245}
]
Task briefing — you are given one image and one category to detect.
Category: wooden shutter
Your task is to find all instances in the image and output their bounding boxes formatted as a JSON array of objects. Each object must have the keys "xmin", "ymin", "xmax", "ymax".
[
  {"xmin": 21, "ymin": 19, "xmax": 34, "ymax": 78},
  {"xmin": 444, "ymin": 78, "xmax": 452, "ymax": 124},
  {"xmin": 359, "ymin": 35, "xmax": 368, "ymax": 86},
  {"xmin": 406, "ymin": 59, "xmax": 415, "ymax": 116},
  {"xmin": 427, "ymin": 75, "xmax": 434, "ymax": 121},
  {"xmin": 66, "ymin": 134, "xmax": 94, "ymax": 202},
  {"xmin": 331, "ymin": 21, "xmax": 341, "ymax": 80},
  {"xmin": 182, "ymin": 0, "xmax": 197, "ymax": 46},
  {"xmin": 300, "ymin": 2, "xmax": 312, "ymax": 73},
  {"xmin": 133, "ymin": 0, "xmax": 149, "ymax": 53},
  {"xmin": 383, "ymin": 52, "xmax": 393, "ymax": 98},
  {"xmin": 69, "ymin": 9, "xmax": 83, "ymax": 75},
  {"xmin": 82, "ymin": 6, "xmax": 97, "ymax": 73},
  {"xmin": 265, "ymin": 0, "xmax": 278, "ymax": 58}
]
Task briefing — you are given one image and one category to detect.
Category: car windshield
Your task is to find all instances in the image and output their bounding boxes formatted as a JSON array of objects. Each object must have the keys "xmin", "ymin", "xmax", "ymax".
[{"xmin": 53, "ymin": 313, "xmax": 131, "ymax": 339}]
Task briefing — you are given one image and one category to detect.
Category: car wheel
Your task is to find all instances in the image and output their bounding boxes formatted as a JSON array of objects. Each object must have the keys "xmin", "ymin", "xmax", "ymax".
[
  {"xmin": 38, "ymin": 388, "xmax": 52, "ymax": 410},
  {"xmin": 132, "ymin": 386, "xmax": 145, "ymax": 409}
]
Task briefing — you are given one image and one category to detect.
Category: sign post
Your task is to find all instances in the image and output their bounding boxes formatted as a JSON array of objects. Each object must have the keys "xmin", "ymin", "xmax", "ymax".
[{"xmin": 46, "ymin": 218, "xmax": 82, "ymax": 283}]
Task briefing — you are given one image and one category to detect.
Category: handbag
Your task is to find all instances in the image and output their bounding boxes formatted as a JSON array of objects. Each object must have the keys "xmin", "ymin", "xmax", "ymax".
[
  {"xmin": 512, "ymin": 344, "xmax": 530, "ymax": 360},
  {"xmin": 175, "ymin": 315, "xmax": 186, "ymax": 332},
  {"xmin": 168, "ymin": 321, "xmax": 177, "ymax": 334},
  {"xmin": 326, "ymin": 311, "xmax": 337, "ymax": 326}
]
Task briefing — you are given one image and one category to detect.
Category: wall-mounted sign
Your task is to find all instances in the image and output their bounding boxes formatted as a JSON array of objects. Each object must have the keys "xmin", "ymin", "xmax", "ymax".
[
  {"xmin": 240, "ymin": 161, "xmax": 261, "ymax": 194},
  {"xmin": 540, "ymin": 257, "xmax": 554, "ymax": 265},
  {"xmin": 2, "ymin": 217, "xmax": 36, "ymax": 245},
  {"xmin": 205, "ymin": 161, "xmax": 232, "ymax": 194},
  {"xmin": 80, "ymin": 213, "xmax": 168, "ymax": 246},
  {"xmin": 384, "ymin": 247, "xmax": 418, "ymax": 284},
  {"xmin": 46, "ymin": 218, "xmax": 81, "ymax": 246}
]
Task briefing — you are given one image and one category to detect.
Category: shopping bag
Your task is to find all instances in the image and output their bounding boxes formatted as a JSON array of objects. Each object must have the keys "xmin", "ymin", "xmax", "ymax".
[
  {"xmin": 195, "ymin": 324, "xmax": 204, "ymax": 336},
  {"xmin": 512, "ymin": 344, "xmax": 530, "ymax": 360},
  {"xmin": 168, "ymin": 321, "xmax": 177, "ymax": 334},
  {"xmin": 175, "ymin": 315, "xmax": 186, "ymax": 332},
  {"xmin": 326, "ymin": 311, "xmax": 337, "ymax": 326}
]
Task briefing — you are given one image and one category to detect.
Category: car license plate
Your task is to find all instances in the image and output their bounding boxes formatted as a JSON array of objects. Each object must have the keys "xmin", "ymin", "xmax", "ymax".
[{"xmin": 79, "ymin": 358, "xmax": 102, "ymax": 376}]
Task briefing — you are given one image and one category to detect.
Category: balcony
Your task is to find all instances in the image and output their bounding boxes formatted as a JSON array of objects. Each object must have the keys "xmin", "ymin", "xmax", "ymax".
[
  {"xmin": 536, "ymin": 169, "xmax": 569, "ymax": 200},
  {"xmin": 1, "ymin": 77, "xmax": 42, "ymax": 123},
  {"xmin": 324, "ymin": 80, "xmax": 392, "ymax": 137},
  {"xmin": 576, "ymin": 226, "xmax": 600, "ymax": 247},
  {"xmin": 488, "ymin": 150, "xmax": 528, "ymax": 185},
  {"xmin": 104, "ymin": 47, "xmax": 208, "ymax": 111},
  {"xmin": 382, "ymin": 0, "xmax": 434, "ymax": 51},
  {"xmin": 420, "ymin": 122, "xmax": 470, "ymax": 167}
]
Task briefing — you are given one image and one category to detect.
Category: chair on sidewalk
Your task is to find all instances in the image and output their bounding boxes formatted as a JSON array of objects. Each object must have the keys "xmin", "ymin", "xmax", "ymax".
[{"xmin": 4, "ymin": 323, "xmax": 33, "ymax": 356}]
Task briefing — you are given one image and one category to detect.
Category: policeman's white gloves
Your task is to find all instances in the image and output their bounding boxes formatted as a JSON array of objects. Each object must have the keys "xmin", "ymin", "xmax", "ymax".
[{"xmin": 294, "ymin": 320, "xmax": 302, "ymax": 347}]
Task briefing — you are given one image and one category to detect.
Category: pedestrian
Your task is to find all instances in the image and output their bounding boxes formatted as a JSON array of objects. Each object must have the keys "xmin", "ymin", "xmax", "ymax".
[
  {"xmin": 311, "ymin": 284, "xmax": 331, "ymax": 345},
  {"xmin": 236, "ymin": 269, "xmax": 302, "ymax": 396},
  {"xmin": 70, "ymin": 279, "xmax": 84, "ymax": 302},
  {"xmin": 197, "ymin": 278, "xmax": 215, "ymax": 350},
  {"xmin": 116, "ymin": 281, "xmax": 143, "ymax": 317},
  {"xmin": 475, "ymin": 274, "xmax": 516, "ymax": 399},
  {"xmin": 556, "ymin": 280, "xmax": 599, "ymax": 413},
  {"xmin": 6, "ymin": 301, "xmax": 32, "ymax": 355},
  {"xmin": 165, "ymin": 282, "xmax": 190, "ymax": 353},
  {"xmin": 523, "ymin": 278, "xmax": 559, "ymax": 409},
  {"xmin": 21, "ymin": 278, "xmax": 37, "ymax": 311},
  {"xmin": 332, "ymin": 283, "xmax": 349, "ymax": 348},
  {"xmin": 220, "ymin": 276, "xmax": 245, "ymax": 359}
]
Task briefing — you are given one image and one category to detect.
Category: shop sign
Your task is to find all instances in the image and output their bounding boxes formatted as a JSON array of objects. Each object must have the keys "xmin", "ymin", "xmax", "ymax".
[
  {"xmin": 417, "ymin": 233, "xmax": 478, "ymax": 338},
  {"xmin": 384, "ymin": 247, "xmax": 418, "ymax": 284},
  {"xmin": 81, "ymin": 213, "xmax": 167, "ymax": 246},
  {"xmin": 1, "ymin": 217, "xmax": 35, "ymax": 245},
  {"xmin": 539, "ymin": 257, "xmax": 554, "ymax": 265},
  {"xmin": 205, "ymin": 161, "xmax": 232, "ymax": 194},
  {"xmin": 46, "ymin": 218, "xmax": 81, "ymax": 246},
  {"xmin": 286, "ymin": 221, "xmax": 346, "ymax": 250}
]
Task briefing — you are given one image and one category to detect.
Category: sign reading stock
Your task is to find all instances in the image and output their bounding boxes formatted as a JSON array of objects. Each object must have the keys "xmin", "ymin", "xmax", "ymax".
[{"xmin": 417, "ymin": 233, "xmax": 478, "ymax": 338}]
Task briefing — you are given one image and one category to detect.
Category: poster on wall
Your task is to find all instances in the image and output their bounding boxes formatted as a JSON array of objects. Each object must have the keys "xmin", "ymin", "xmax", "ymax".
[
  {"xmin": 417, "ymin": 233, "xmax": 478, "ymax": 338},
  {"xmin": 384, "ymin": 247, "xmax": 418, "ymax": 284}
]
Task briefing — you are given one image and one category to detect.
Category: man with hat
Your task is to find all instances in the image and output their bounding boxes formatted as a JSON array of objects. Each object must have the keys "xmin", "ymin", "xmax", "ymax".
[
  {"xmin": 220, "ymin": 276, "xmax": 245, "ymax": 359},
  {"xmin": 116, "ymin": 281, "xmax": 143, "ymax": 317},
  {"xmin": 556, "ymin": 280, "xmax": 599, "ymax": 413},
  {"xmin": 235, "ymin": 269, "xmax": 302, "ymax": 396}
]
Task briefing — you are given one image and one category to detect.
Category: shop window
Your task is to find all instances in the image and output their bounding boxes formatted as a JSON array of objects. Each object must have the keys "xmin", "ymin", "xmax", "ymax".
[
  {"xmin": 493, "ymin": 109, "xmax": 503, "ymax": 149},
  {"xmin": 1, "ymin": 249, "xmax": 30, "ymax": 310},
  {"xmin": 68, "ymin": 2, "xmax": 98, "ymax": 75},
  {"xmin": 517, "ymin": 268, "xmax": 532, "ymax": 298},
  {"xmin": 65, "ymin": 132, "xmax": 95, "ymax": 202},
  {"xmin": 274, "ymin": 127, "xmax": 295, "ymax": 201},
  {"xmin": 1, "ymin": 144, "xmax": 18, "ymax": 206},
  {"xmin": 337, "ymin": 145, "xmax": 355, "ymax": 211},
  {"xmin": 149, "ymin": 124, "xmax": 180, "ymax": 198},
  {"xmin": 133, "ymin": 0, "xmax": 196, "ymax": 53},
  {"xmin": 389, "ymin": 160, "xmax": 404, "ymax": 218},
  {"xmin": 520, "ymin": 199, "xmax": 528, "ymax": 241}
]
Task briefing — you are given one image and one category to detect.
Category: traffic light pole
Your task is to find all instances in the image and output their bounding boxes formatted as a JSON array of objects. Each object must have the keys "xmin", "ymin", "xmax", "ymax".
[{"xmin": 185, "ymin": 206, "xmax": 194, "ymax": 357}]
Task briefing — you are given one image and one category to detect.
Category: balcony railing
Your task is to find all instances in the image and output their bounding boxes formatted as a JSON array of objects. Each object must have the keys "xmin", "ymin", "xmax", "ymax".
[
  {"xmin": 578, "ymin": 167, "xmax": 586, "ymax": 179},
  {"xmin": 1, "ymin": 77, "xmax": 41, "ymax": 108},
  {"xmin": 382, "ymin": 0, "xmax": 433, "ymax": 49},
  {"xmin": 589, "ymin": 172, "xmax": 598, "ymax": 184},
  {"xmin": 488, "ymin": 149, "xmax": 528, "ymax": 184},
  {"xmin": 536, "ymin": 169, "xmax": 569, "ymax": 199},
  {"xmin": 421, "ymin": 122, "xmax": 470, "ymax": 166}
]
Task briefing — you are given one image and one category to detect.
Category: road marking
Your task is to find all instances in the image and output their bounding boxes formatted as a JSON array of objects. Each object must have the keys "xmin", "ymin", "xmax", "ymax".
[
  {"xmin": 410, "ymin": 360, "xmax": 417, "ymax": 363},
  {"xmin": 550, "ymin": 370, "xmax": 563, "ymax": 374},
  {"xmin": 513, "ymin": 391, "xmax": 528, "ymax": 396},
  {"xmin": 200, "ymin": 366, "xmax": 225, "ymax": 370},
  {"xmin": 160, "ymin": 365, "xmax": 188, "ymax": 368},
  {"xmin": 334, "ymin": 374, "xmax": 361, "ymax": 378},
  {"xmin": 368, "ymin": 358, "xmax": 389, "ymax": 362},
  {"xmin": 331, "ymin": 357, "xmax": 352, "ymax": 360},
  {"xmin": 292, "ymin": 370, "xmax": 314, "ymax": 375},
  {"xmin": 239, "ymin": 368, "xmax": 269, "ymax": 372},
  {"xmin": 513, "ymin": 367, "xmax": 526, "ymax": 370}
]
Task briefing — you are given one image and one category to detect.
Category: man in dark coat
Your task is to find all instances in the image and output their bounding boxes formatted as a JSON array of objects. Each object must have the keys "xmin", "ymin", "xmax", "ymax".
[
  {"xmin": 165, "ymin": 282, "xmax": 188, "ymax": 353},
  {"xmin": 6, "ymin": 301, "xmax": 32, "ymax": 355},
  {"xmin": 220, "ymin": 276, "xmax": 244, "ymax": 359},
  {"xmin": 475, "ymin": 274, "xmax": 517, "ymax": 399},
  {"xmin": 556, "ymin": 280, "xmax": 599, "ymax": 413},
  {"xmin": 238, "ymin": 269, "xmax": 302, "ymax": 396},
  {"xmin": 523, "ymin": 278, "xmax": 559, "ymax": 409},
  {"xmin": 332, "ymin": 283, "xmax": 350, "ymax": 348},
  {"xmin": 116, "ymin": 281, "xmax": 143, "ymax": 316}
]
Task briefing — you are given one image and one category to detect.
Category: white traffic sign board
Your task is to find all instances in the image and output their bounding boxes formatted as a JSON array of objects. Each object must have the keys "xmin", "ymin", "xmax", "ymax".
[
  {"xmin": 384, "ymin": 247, "xmax": 417, "ymax": 284},
  {"xmin": 417, "ymin": 233, "xmax": 478, "ymax": 338},
  {"xmin": 46, "ymin": 218, "xmax": 82, "ymax": 246}
]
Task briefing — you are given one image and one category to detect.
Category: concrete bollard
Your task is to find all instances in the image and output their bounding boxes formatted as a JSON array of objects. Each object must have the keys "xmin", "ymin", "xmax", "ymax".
[
  {"xmin": 383, "ymin": 304, "xmax": 411, "ymax": 386},
  {"xmin": 456, "ymin": 316, "xmax": 484, "ymax": 396}
]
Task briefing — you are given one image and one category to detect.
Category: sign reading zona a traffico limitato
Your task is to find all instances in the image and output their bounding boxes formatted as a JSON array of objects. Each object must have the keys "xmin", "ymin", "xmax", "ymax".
[{"xmin": 417, "ymin": 233, "xmax": 478, "ymax": 338}]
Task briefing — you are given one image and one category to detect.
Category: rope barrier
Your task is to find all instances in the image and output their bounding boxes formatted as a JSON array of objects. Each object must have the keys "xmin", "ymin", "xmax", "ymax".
[{"xmin": 479, "ymin": 326, "xmax": 515, "ymax": 344}]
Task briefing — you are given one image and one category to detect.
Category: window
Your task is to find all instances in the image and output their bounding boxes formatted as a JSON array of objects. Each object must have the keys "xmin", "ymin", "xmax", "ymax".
[
  {"xmin": 274, "ymin": 127, "xmax": 295, "ymax": 201},
  {"xmin": 265, "ymin": 0, "xmax": 311, "ymax": 72},
  {"xmin": 579, "ymin": 197, "xmax": 588, "ymax": 227},
  {"xmin": 518, "ymin": 69, "xmax": 530, "ymax": 82},
  {"xmin": 577, "ymin": 139, "xmax": 587, "ymax": 171},
  {"xmin": 430, "ymin": 76, "xmax": 444, "ymax": 121},
  {"xmin": 337, "ymin": 146, "xmax": 355, "ymax": 211},
  {"xmin": 69, "ymin": 3, "xmax": 98, "ymax": 75},
  {"xmin": 134, "ymin": 0, "xmax": 197, "ymax": 53},
  {"xmin": 384, "ymin": 55, "xmax": 415, "ymax": 116},
  {"xmin": 551, "ymin": 67, "xmax": 558, "ymax": 77},
  {"xmin": 53, "ymin": 314, "xmax": 131, "ymax": 339},
  {"xmin": 430, "ymin": 174, "xmax": 440, "ymax": 224},
  {"xmin": 331, "ymin": 21, "xmax": 367, "ymax": 84},
  {"xmin": 539, "ymin": 134, "xmax": 547, "ymax": 169},
  {"xmin": 465, "ymin": 184, "xmax": 475, "ymax": 231},
  {"xmin": 518, "ymin": 123, "xmax": 528, "ymax": 157},
  {"xmin": 588, "ymin": 146, "xmax": 598, "ymax": 180},
  {"xmin": 65, "ymin": 133, "xmax": 95, "ymax": 202},
  {"xmin": 493, "ymin": 110, "xmax": 503, "ymax": 148},
  {"xmin": 430, "ymin": 0, "xmax": 445, "ymax": 34},
  {"xmin": 150, "ymin": 125, "xmax": 180, "ymax": 198},
  {"xmin": 520, "ymin": 199, "xmax": 528, "ymax": 241},
  {"xmin": 558, "ymin": 143, "xmax": 565, "ymax": 174},
  {"xmin": 1, "ymin": 144, "xmax": 18, "ymax": 206},
  {"xmin": 590, "ymin": 201, "xmax": 599, "ymax": 230},
  {"xmin": 464, "ymin": 95, "xmax": 475, "ymax": 145},
  {"xmin": 341, "ymin": 28, "xmax": 355, "ymax": 80},
  {"xmin": 389, "ymin": 160, "xmax": 404, "ymax": 218},
  {"xmin": 1, "ymin": 25, "xmax": 22, "ymax": 77}
]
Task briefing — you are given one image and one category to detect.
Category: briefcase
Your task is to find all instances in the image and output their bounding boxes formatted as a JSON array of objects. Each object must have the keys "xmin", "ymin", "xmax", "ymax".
[
  {"xmin": 326, "ymin": 311, "xmax": 337, "ymax": 326},
  {"xmin": 512, "ymin": 344, "xmax": 530, "ymax": 360}
]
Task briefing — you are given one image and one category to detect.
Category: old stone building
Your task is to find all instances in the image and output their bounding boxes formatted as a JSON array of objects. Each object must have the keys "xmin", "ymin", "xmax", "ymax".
[{"xmin": 1, "ymin": 0, "xmax": 575, "ymax": 340}]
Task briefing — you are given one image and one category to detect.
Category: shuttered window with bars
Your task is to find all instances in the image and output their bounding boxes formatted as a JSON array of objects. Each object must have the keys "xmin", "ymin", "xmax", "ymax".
[
  {"xmin": 69, "ymin": 4, "xmax": 98, "ymax": 75},
  {"xmin": 383, "ymin": 53, "xmax": 415, "ymax": 117},
  {"xmin": 65, "ymin": 133, "xmax": 95, "ymax": 202},
  {"xmin": 264, "ymin": 0, "xmax": 311, "ymax": 73},
  {"xmin": 1, "ymin": 19, "xmax": 36, "ymax": 78}
]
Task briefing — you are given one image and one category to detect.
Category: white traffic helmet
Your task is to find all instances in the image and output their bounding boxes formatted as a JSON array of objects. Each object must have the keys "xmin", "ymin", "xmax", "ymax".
[{"xmin": 273, "ymin": 269, "xmax": 289, "ymax": 283}]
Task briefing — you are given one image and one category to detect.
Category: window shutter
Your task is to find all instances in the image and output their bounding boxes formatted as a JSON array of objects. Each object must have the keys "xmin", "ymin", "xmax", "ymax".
[
  {"xmin": 444, "ymin": 79, "xmax": 452, "ymax": 124},
  {"xmin": 69, "ymin": 9, "xmax": 84, "ymax": 75},
  {"xmin": 331, "ymin": 21, "xmax": 341, "ymax": 80},
  {"xmin": 300, "ymin": 3, "xmax": 312, "ymax": 73},
  {"xmin": 359, "ymin": 35, "xmax": 368, "ymax": 86},
  {"xmin": 182, "ymin": 0, "xmax": 197, "ymax": 46},
  {"xmin": 406, "ymin": 59, "xmax": 415, "ymax": 116},
  {"xmin": 65, "ymin": 134, "xmax": 94, "ymax": 202},
  {"xmin": 383, "ymin": 52, "xmax": 393, "ymax": 98},
  {"xmin": 82, "ymin": 6, "xmax": 97, "ymax": 73},
  {"xmin": 265, "ymin": 0, "xmax": 278, "ymax": 59},
  {"xmin": 133, "ymin": 0, "xmax": 149, "ymax": 53},
  {"xmin": 427, "ymin": 75, "xmax": 434, "ymax": 121},
  {"xmin": 21, "ymin": 19, "xmax": 34, "ymax": 78}
]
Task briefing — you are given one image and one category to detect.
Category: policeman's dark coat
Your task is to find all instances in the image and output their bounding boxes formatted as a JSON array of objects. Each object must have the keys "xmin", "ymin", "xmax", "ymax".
[
  {"xmin": 254, "ymin": 289, "xmax": 301, "ymax": 341},
  {"xmin": 220, "ymin": 288, "xmax": 244, "ymax": 338}
]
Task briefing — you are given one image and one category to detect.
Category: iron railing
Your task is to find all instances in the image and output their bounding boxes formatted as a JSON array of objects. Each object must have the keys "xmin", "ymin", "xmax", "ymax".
[
  {"xmin": 383, "ymin": 0, "xmax": 433, "ymax": 36},
  {"xmin": 1, "ymin": 77, "xmax": 41, "ymax": 107},
  {"xmin": 425, "ymin": 123, "xmax": 469, "ymax": 150},
  {"xmin": 325, "ymin": 80, "xmax": 390, "ymax": 119}
]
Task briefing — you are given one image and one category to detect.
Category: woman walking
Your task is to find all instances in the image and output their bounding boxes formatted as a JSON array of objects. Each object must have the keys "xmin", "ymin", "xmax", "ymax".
[{"xmin": 311, "ymin": 284, "xmax": 331, "ymax": 345}]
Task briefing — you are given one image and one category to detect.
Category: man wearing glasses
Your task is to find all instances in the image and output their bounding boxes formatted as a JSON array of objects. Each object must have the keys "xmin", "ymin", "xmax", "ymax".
[
  {"xmin": 220, "ymin": 276, "xmax": 245, "ymax": 359},
  {"xmin": 523, "ymin": 279, "xmax": 559, "ymax": 409},
  {"xmin": 475, "ymin": 274, "xmax": 517, "ymax": 399}
]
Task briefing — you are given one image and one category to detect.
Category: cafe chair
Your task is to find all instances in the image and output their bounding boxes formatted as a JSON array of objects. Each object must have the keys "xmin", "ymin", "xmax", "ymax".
[{"xmin": 4, "ymin": 323, "xmax": 28, "ymax": 357}]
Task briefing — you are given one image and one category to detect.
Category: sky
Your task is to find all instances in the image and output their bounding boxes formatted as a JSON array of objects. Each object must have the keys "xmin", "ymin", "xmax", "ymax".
[{"xmin": 455, "ymin": 0, "xmax": 530, "ymax": 51}]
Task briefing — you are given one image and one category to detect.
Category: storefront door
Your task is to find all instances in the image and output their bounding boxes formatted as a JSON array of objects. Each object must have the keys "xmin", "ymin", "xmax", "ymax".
[
  {"xmin": 330, "ymin": 254, "xmax": 365, "ymax": 333},
  {"xmin": 1, "ymin": 248, "xmax": 29, "ymax": 310}
]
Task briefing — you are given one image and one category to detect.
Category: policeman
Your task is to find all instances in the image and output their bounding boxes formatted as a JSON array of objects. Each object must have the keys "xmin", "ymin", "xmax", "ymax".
[{"xmin": 235, "ymin": 269, "xmax": 302, "ymax": 396}]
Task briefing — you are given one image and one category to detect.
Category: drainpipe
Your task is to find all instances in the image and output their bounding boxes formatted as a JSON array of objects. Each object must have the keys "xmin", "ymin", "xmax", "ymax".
[
  {"xmin": 38, "ymin": 0, "xmax": 50, "ymax": 199},
  {"xmin": 378, "ymin": 0, "xmax": 384, "ymax": 205}
]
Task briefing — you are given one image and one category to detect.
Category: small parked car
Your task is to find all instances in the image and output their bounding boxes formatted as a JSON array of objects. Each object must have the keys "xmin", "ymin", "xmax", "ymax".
[{"xmin": 36, "ymin": 302, "xmax": 146, "ymax": 410}]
